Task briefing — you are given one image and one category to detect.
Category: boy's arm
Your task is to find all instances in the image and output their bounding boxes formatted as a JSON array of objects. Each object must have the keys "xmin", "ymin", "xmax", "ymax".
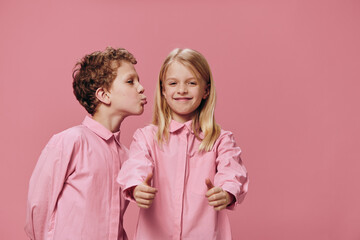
[
  {"xmin": 25, "ymin": 135, "xmax": 76, "ymax": 240},
  {"xmin": 213, "ymin": 131, "xmax": 249, "ymax": 210}
]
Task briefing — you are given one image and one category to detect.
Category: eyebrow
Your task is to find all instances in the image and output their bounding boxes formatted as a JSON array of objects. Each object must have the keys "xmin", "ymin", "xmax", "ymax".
[
  {"xmin": 165, "ymin": 77, "xmax": 197, "ymax": 81},
  {"xmin": 125, "ymin": 73, "xmax": 139, "ymax": 80}
]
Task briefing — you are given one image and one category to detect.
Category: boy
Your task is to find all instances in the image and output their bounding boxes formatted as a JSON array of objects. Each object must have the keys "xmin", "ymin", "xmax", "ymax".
[{"xmin": 25, "ymin": 47, "xmax": 146, "ymax": 240}]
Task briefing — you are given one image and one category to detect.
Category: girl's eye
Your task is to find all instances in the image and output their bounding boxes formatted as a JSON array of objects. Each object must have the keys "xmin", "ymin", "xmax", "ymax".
[
  {"xmin": 127, "ymin": 79, "xmax": 134, "ymax": 84},
  {"xmin": 189, "ymin": 82, "xmax": 197, "ymax": 85},
  {"xmin": 169, "ymin": 82, "xmax": 176, "ymax": 86}
]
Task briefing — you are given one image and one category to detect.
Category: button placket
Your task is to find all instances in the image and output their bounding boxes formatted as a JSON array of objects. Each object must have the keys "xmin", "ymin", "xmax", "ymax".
[
  {"xmin": 108, "ymin": 138, "xmax": 121, "ymax": 240},
  {"xmin": 173, "ymin": 128, "xmax": 189, "ymax": 239}
]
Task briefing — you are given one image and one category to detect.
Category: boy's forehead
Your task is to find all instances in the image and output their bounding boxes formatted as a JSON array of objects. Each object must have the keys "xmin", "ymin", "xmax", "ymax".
[
  {"xmin": 116, "ymin": 61, "xmax": 138, "ymax": 77},
  {"xmin": 111, "ymin": 59, "xmax": 132, "ymax": 69}
]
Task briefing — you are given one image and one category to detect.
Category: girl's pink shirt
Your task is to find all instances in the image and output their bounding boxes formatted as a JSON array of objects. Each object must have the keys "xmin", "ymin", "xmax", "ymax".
[
  {"xmin": 117, "ymin": 120, "xmax": 249, "ymax": 240},
  {"xmin": 25, "ymin": 116, "xmax": 129, "ymax": 240}
]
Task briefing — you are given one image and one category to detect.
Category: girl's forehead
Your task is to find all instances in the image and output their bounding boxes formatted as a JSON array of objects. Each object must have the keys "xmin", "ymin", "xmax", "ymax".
[{"xmin": 165, "ymin": 61, "xmax": 199, "ymax": 79}]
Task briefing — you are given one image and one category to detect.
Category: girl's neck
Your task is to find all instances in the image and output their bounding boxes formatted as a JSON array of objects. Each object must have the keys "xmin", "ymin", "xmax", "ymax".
[{"xmin": 170, "ymin": 112, "xmax": 196, "ymax": 124}]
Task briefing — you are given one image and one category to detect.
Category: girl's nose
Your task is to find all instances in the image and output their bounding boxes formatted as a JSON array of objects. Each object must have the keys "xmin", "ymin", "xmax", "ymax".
[{"xmin": 177, "ymin": 84, "xmax": 188, "ymax": 94}]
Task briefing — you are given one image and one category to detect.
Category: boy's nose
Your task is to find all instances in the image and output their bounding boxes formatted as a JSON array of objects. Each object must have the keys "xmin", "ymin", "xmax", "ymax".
[{"xmin": 138, "ymin": 83, "xmax": 145, "ymax": 94}]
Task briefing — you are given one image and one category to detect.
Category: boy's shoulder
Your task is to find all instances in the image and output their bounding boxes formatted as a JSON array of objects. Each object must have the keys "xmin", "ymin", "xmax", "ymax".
[
  {"xmin": 55, "ymin": 124, "xmax": 89, "ymax": 138},
  {"xmin": 47, "ymin": 124, "xmax": 89, "ymax": 147}
]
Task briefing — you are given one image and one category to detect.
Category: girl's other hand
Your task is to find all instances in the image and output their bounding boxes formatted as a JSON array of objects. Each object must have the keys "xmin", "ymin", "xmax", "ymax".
[
  {"xmin": 133, "ymin": 173, "xmax": 157, "ymax": 209},
  {"xmin": 205, "ymin": 178, "xmax": 235, "ymax": 211}
]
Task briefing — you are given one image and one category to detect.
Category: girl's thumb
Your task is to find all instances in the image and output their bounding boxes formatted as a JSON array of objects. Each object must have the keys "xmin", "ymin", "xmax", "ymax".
[
  {"xmin": 205, "ymin": 178, "xmax": 214, "ymax": 190},
  {"xmin": 144, "ymin": 172, "xmax": 153, "ymax": 186}
]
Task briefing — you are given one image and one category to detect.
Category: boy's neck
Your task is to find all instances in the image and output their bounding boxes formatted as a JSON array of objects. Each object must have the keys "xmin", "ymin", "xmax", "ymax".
[{"xmin": 92, "ymin": 111, "xmax": 125, "ymax": 133}]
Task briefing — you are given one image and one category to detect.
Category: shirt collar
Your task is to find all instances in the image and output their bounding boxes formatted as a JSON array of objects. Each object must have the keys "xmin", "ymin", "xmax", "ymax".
[
  {"xmin": 169, "ymin": 119, "xmax": 194, "ymax": 133},
  {"xmin": 82, "ymin": 116, "xmax": 121, "ymax": 144}
]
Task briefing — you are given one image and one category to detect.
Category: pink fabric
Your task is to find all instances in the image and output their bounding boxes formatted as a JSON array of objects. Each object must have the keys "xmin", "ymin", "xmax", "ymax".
[
  {"xmin": 117, "ymin": 120, "xmax": 249, "ymax": 240},
  {"xmin": 25, "ymin": 116, "xmax": 129, "ymax": 240}
]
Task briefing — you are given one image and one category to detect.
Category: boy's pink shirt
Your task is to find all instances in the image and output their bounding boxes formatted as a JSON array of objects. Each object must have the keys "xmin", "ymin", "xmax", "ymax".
[
  {"xmin": 25, "ymin": 116, "xmax": 129, "ymax": 240},
  {"xmin": 117, "ymin": 120, "xmax": 249, "ymax": 240}
]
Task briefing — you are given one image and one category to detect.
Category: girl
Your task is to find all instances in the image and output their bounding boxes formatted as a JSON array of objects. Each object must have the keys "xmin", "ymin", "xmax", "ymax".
[{"xmin": 117, "ymin": 48, "xmax": 249, "ymax": 240}]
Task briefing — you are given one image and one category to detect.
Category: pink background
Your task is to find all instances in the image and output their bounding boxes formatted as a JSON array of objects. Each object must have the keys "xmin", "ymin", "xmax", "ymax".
[{"xmin": 1, "ymin": 0, "xmax": 359, "ymax": 239}]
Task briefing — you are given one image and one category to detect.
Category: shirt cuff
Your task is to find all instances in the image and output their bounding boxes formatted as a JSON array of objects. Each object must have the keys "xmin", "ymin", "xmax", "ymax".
[
  {"xmin": 221, "ymin": 183, "xmax": 241, "ymax": 210},
  {"xmin": 120, "ymin": 180, "xmax": 143, "ymax": 202}
]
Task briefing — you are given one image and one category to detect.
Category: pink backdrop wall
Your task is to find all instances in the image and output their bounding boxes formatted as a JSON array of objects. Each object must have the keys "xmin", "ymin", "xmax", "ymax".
[{"xmin": 1, "ymin": 0, "xmax": 359, "ymax": 239}]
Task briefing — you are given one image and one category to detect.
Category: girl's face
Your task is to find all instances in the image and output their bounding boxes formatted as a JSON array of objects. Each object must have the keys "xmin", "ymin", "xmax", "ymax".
[{"xmin": 162, "ymin": 61, "xmax": 209, "ymax": 123}]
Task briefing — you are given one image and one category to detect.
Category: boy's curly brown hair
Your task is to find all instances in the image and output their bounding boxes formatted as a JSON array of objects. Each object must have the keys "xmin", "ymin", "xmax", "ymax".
[{"xmin": 72, "ymin": 47, "xmax": 137, "ymax": 115}]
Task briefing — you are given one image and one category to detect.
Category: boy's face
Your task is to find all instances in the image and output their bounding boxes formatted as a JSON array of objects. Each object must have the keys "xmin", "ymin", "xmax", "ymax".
[{"xmin": 107, "ymin": 61, "xmax": 146, "ymax": 117}]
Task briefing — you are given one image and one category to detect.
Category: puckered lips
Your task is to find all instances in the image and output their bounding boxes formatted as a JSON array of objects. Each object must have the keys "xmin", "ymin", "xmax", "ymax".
[{"xmin": 140, "ymin": 97, "xmax": 147, "ymax": 105}]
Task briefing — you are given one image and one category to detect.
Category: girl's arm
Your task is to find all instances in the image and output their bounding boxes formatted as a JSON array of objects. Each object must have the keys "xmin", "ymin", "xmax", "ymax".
[
  {"xmin": 117, "ymin": 128, "xmax": 156, "ymax": 206},
  {"xmin": 132, "ymin": 173, "xmax": 157, "ymax": 208},
  {"xmin": 211, "ymin": 131, "xmax": 249, "ymax": 210},
  {"xmin": 205, "ymin": 178, "xmax": 235, "ymax": 211}
]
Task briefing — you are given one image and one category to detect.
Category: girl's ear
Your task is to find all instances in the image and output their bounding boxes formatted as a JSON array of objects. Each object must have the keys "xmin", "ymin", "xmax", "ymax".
[
  {"xmin": 161, "ymin": 83, "xmax": 165, "ymax": 96},
  {"xmin": 203, "ymin": 83, "xmax": 210, "ymax": 99},
  {"xmin": 95, "ymin": 87, "xmax": 111, "ymax": 105}
]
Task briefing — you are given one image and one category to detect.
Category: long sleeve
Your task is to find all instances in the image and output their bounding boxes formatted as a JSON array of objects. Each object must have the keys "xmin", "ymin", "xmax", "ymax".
[
  {"xmin": 117, "ymin": 129, "xmax": 154, "ymax": 200},
  {"xmin": 118, "ymin": 123, "xmax": 247, "ymax": 239},
  {"xmin": 25, "ymin": 134, "xmax": 77, "ymax": 240},
  {"xmin": 214, "ymin": 131, "xmax": 249, "ymax": 208}
]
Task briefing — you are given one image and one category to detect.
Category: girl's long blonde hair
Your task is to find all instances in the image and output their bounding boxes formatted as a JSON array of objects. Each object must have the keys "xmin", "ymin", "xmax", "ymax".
[{"xmin": 152, "ymin": 48, "xmax": 221, "ymax": 151}]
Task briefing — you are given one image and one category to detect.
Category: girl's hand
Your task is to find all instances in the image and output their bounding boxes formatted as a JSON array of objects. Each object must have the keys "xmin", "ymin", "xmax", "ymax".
[
  {"xmin": 133, "ymin": 173, "xmax": 157, "ymax": 209},
  {"xmin": 205, "ymin": 178, "xmax": 235, "ymax": 211}
]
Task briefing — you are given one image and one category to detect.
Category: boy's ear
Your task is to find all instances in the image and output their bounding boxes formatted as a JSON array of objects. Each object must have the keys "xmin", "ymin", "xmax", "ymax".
[{"xmin": 95, "ymin": 87, "xmax": 111, "ymax": 105}]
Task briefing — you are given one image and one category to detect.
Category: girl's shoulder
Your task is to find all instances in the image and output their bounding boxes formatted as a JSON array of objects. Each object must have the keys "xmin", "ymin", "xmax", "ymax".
[
  {"xmin": 213, "ymin": 128, "xmax": 239, "ymax": 148},
  {"xmin": 132, "ymin": 125, "xmax": 159, "ymax": 149},
  {"xmin": 218, "ymin": 128, "xmax": 235, "ymax": 139},
  {"xmin": 134, "ymin": 124, "xmax": 158, "ymax": 138}
]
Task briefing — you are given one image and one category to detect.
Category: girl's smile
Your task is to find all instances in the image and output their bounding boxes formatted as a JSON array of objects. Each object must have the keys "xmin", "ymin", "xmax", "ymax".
[
  {"xmin": 162, "ymin": 61, "xmax": 209, "ymax": 123},
  {"xmin": 173, "ymin": 97, "xmax": 193, "ymax": 100}
]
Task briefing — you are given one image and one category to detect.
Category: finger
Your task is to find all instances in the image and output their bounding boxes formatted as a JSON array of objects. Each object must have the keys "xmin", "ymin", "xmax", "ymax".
[
  {"xmin": 135, "ymin": 197, "xmax": 154, "ymax": 206},
  {"xmin": 137, "ymin": 203, "xmax": 151, "ymax": 209},
  {"xmin": 208, "ymin": 198, "xmax": 228, "ymax": 207},
  {"xmin": 134, "ymin": 191, "xmax": 156, "ymax": 200},
  {"xmin": 137, "ymin": 184, "xmax": 158, "ymax": 194},
  {"xmin": 133, "ymin": 185, "xmax": 157, "ymax": 200},
  {"xmin": 207, "ymin": 191, "xmax": 227, "ymax": 202},
  {"xmin": 205, "ymin": 178, "xmax": 214, "ymax": 190},
  {"xmin": 143, "ymin": 172, "xmax": 153, "ymax": 186},
  {"xmin": 135, "ymin": 192, "xmax": 155, "ymax": 199},
  {"xmin": 205, "ymin": 186, "xmax": 222, "ymax": 197}
]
